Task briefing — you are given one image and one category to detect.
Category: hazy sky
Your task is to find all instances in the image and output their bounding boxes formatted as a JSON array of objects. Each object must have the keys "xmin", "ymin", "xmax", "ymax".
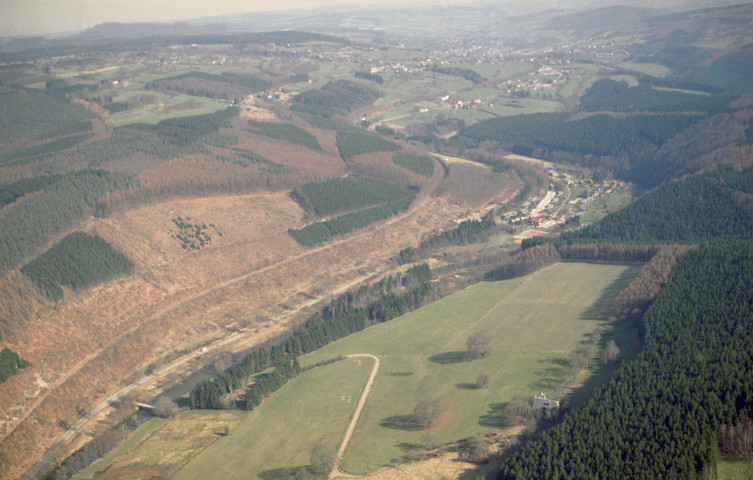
[{"xmin": 1, "ymin": 0, "xmax": 482, "ymax": 37}]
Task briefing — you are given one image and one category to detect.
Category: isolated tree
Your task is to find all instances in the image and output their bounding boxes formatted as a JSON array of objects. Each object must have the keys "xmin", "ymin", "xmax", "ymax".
[
  {"xmin": 476, "ymin": 372, "xmax": 492, "ymax": 389},
  {"xmin": 464, "ymin": 434, "xmax": 489, "ymax": 461},
  {"xmin": 422, "ymin": 431, "xmax": 439, "ymax": 450},
  {"xmin": 152, "ymin": 396, "xmax": 178, "ymax": 418},
  {"xmin": 414, "ymin": 396, "xmax": 446, "ymax": 430},
  {"xmin": 309, "ymin": 438, "xmax": 336, "ymax": 477},
  {"xmin": 467, "ymin": 330, "xmax": 493, "ymax": 359},
  {"xmin": 601, "ymin": 340, "xmax": 620, "ymax": 364}
]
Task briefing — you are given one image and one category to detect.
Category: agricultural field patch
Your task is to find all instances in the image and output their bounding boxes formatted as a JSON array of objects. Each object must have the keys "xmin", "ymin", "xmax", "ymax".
[
  {"xmin": 717, "ymin": 458, "xmax": 753, "ymax": 480},
  {"xmin": 617, "ymin": 62, "xmax": 672, "ymax": 78},
  {"xmin": 75, "ymin": 411, "xmax": 244, "ymax": 480},
  {"xmin": 110, "ymin": 95, "xmax": 228, "ymax": 127}
]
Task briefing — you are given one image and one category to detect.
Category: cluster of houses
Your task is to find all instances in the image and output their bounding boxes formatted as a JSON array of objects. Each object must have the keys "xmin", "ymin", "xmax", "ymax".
[{"xmin": 503, "ymin": 167, "xmax": 624, "ymax": 230}]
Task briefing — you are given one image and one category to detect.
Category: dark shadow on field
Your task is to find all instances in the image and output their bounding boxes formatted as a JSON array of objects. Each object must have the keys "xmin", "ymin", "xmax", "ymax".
[
  {"xmin": 530, "ymin": 359, "xmax": 564, "ymax": 391},
  {"xmin": 258, "ymin": 466, "xmax": 308, "ymax": 479},
  {"xmin": 396, "ymin": 442, "xmax": 424, "ymax": 452},
  {"xmin": 579, "ymin": 265, "xmax": 641, "ymax": 322},
  {"xmin": 456, "ymin": 382, "xmax": 481, "ymax": 390},
  {"xmin": 547, "ymin": 357, "xmax": 569, "ymax": 367},
  {"xmin": 457, "ymin": 466, "xmax": 489, "ymax": 480},
  {"xmin": 429, "ymin": 351, "xmax": 474, "ymax": 364},
  {"xmin": 387, "ymin": 371, "xmax": 414, "ymax": 377},
  {"xmin": 478, "ymin": 402, "xmax": 508, "ymax": 428},
  {"xmin": 380, "ymin": 414, "xmax": 422, "ymax": 431}
]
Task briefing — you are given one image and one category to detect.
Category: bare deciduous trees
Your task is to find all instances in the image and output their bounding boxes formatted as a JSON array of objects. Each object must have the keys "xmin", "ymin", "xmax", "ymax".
[{"xmin": 467, "ymin": 330, "xmax": 493, "ymax": 359}]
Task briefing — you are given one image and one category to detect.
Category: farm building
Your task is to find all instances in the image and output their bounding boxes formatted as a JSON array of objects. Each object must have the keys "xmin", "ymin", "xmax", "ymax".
[{"xmin": 533, "ymin": 392, "xmax": 560, "ymax": 418}]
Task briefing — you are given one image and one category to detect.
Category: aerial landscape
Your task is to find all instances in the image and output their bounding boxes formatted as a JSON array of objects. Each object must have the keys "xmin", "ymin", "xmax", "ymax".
[{"xmin": 0, "ymin": 0, "xmax": 752, "ymax": 478}]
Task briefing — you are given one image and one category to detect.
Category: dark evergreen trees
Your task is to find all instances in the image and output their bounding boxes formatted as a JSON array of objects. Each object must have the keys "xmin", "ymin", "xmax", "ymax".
[
  {"xmin": 21, "ymin": 232, "xmax": 134, "ymax": 301},
  {"xmin": 499, "ymin": 241, "xmax": 753, "ymax": 479},
  {"xmin": 190, "ymin": 265, "xmax": 434, "ymax": 410},
  {"xmin": 0, "ymin": 348, "xmax": 30, "ymax": 383}
]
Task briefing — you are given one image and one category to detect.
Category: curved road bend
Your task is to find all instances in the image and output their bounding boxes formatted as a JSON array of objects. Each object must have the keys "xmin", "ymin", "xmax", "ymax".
[{"xmin": 330, "ymin": 354, "xmax": 381, "ymax": 479}]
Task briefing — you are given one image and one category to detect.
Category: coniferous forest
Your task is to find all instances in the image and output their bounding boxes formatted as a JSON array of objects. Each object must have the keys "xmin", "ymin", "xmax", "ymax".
[
  {"xmin": 499, "ymin": 168, "xmax": 753, "ymax": 479},
  {"xmin": 21, "ymin": 232, "xmax": 134, "ymax": 301},
  {"xmin": 0, "ymin": 347, "xmax": 30, "ymax": 383},
  {"xmin": 499, "ymin": 241, "xmax": 753, "ymax": 479}
]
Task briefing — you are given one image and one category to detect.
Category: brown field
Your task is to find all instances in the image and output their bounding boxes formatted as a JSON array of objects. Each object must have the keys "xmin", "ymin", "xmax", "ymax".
[{"xmin": 0, "ymin": 146, "xmax": 512, "ymax": 479}]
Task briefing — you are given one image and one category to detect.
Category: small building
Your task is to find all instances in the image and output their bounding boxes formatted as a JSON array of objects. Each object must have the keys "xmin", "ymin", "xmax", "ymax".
[{"xmin": 533, "ymin": 392, "xmax": 560, "ymax": 418}]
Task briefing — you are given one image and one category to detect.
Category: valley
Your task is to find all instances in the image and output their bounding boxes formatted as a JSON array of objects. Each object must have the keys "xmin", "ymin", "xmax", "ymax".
[{"xmin": 1, "ymin": 2, "xmax": 752, "ymax": 479}]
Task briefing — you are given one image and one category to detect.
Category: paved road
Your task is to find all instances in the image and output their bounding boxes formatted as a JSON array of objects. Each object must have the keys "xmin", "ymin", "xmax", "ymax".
[{"xmin": 330, "ymin": 354, "xmax": 381, "ymax": 479}]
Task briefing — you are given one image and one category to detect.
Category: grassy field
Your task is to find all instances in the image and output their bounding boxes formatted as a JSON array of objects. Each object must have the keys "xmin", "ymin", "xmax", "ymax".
[
  {"xmin": 111, "ymin": 95, "xmax": 228, "ymax": 127},
  {"xmin": 717, "ymin": 458, "xmax": 753, "ymax": 480},
  {"xmin": 174, "ymin": 358, "xmax": 373, "ymax": 480},
  {"xmin": 298, "ymin": 262, "xmax": 640, "ymax": 473},
  {"xmin": 581, "ymin": 188, "xmax": 633, "ymax": 225},
  {"xmin": 73, "ymin": 263, "xmax": 639, "ymax": 479},
  {"xmin": 617, "ymin": 62, "xmax": 672, "ymax": 78}
]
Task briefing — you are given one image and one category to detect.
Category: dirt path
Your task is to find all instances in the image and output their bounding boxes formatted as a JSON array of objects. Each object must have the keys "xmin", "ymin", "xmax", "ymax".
[{"xmin": 330, "ymin": 354, "xmax": 381, "ymax": 479}]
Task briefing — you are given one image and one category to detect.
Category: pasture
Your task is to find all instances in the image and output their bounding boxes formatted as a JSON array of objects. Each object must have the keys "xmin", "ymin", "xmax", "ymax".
[
  {"xmin": 168, "ymin": 262, "xmax": 639, "ymax": 477},
  {"xmin": 174, "ymin": 358, "xmax": 372, "ymax": 480}
]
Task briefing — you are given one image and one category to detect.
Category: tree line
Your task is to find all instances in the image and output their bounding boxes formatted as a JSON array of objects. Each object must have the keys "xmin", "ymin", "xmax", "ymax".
[
  {"xmin": 189, "ymin": 264, "xmax": 433, "ymax": 410},
  {"xmin": 292, "ymin": 80, "xmax": 379, "ymax": 118},
  {"xmin": 248, "ymin": 120, "xmax": 322, "ymax": 151},
  {"xmin": 398, "ymin": 211, "xmax": 496, "ymax": 265},
  {"xmin": 292, "ymin": 176, "xmax": 414, "ymax": 217},
  {"xmin": 335, "ymin": 132, "xmax": 401, "ymax": 160},
  {"xmin": 579, "ymin": 78, "xmax": 737, "ymax": 113},
  {"xmin": 522, "ymin": 168, "xmax": 753, "ymax": 249}
]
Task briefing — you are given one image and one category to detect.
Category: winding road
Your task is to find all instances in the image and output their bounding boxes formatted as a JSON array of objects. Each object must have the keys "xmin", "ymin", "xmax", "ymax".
[{"xmin": 330, "ymin": 354, "xmax": 381, "ymax": 479}]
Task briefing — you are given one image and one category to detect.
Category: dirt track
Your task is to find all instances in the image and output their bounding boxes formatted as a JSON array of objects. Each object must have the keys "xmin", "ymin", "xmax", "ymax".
[{"xmin": 330, "ymin": 354, "xmax": 381, "ymax": 479}]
